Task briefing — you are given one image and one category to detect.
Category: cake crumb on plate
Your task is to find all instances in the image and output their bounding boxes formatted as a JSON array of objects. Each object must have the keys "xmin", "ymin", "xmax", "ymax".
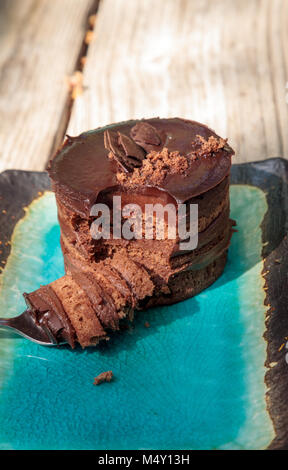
[{"xmin": 93, "ymin": 371, "xmax": 113, "ymax": 386}]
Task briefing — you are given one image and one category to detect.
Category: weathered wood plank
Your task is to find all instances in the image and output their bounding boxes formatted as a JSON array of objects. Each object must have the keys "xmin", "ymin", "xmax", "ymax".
[
  {"xmin": 0, "ymin": 0, "xmax": 97, "ymax": 172},
  {"xmin": 67, "ymin": 0, "xmax": 288, "ymax": 163}
]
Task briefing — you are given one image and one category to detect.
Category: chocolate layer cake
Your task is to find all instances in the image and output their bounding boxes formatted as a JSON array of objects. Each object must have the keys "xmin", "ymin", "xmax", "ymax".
[{"xmin": 24, "ymin": 118, "xmax": 234, "ymax": 348}]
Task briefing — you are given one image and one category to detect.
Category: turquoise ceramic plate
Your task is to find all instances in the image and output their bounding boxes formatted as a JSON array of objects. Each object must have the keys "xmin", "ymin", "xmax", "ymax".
[{"xmin": 0, "ymin": 159, "xmax": 287, "ymax": 450}]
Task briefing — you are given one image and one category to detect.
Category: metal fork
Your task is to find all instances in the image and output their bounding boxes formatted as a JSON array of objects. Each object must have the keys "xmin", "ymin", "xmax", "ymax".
[{"xmin": 0, "ymin": 310, "xmax": 59, "ymax": 346}]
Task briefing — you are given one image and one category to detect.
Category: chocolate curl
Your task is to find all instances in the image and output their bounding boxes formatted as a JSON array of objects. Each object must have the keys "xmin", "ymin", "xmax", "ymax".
[
  {"xmin": 130, "ymin": 122, "xmax": 166, "ymax": 152},
  {"xmin": 104, "ymin": 130, "xmax": 146, "ymax": 173}
]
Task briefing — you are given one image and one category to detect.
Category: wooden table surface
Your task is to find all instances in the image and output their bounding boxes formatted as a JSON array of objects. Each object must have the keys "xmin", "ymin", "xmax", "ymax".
[{"xmin": 0, "ymin": 0, "xmax": 287, "ymax": 172}]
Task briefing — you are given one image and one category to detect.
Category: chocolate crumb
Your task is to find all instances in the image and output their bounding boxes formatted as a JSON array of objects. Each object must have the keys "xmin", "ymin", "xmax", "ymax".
[
  {"xmin": 117, "ymin": 147, "xmax": 189, "ymax": 186},
  {"xmin": 117, "ymin": 133, "xmax": 230, "ymax": 187},
  {"xmin": 144, "ymin": 321, "xmax": 150, "ymax": 328},
  {"xmin": 93, "ymin": 370, "xmax": 113, "ymax": 385},
  {"xmin": 190, "ymin": 135, "xmax": 227, "ymax": 158}
]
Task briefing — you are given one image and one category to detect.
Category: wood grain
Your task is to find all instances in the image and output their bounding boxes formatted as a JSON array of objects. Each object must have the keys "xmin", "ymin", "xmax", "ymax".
[
  {"xmin": 67, "ymin": 0, "xmax": 288, "ymax": 163},
  {"xmin": 0, "ymin": 0, "xmax": 97, "ymax": 172}
]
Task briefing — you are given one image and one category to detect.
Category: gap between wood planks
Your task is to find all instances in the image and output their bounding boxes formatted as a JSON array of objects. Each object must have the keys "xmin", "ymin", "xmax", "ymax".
[{"xmin": 47, "ymin": 0, "xmax": 100, "ymax": 167}]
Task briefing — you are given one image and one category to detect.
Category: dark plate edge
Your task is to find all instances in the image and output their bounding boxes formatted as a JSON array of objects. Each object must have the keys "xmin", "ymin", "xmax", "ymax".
[
  {"xmin": 0, "ymin": 170, "xmax": 51, "ymax": 268},
  {"xmin": 231, "ymin": 157, "xmax": 288, "ymax": 450}
]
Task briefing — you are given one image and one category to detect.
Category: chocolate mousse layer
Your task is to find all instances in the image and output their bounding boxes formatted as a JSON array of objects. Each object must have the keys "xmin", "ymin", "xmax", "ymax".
[{"xmin": 24, "ymin": 118, "xmax": 234, "ymax": 348}]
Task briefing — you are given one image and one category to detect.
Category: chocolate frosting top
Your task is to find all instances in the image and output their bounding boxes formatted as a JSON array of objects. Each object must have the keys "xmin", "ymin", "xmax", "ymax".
[{"xmin": 48, "ymin": 118, "xmax": 234, "ymax": 215}]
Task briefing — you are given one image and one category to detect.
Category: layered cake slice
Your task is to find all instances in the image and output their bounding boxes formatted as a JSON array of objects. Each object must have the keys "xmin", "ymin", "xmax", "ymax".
[{"xmin": 24, "ymin": 118, "xmax": 234, "ymax": 348}]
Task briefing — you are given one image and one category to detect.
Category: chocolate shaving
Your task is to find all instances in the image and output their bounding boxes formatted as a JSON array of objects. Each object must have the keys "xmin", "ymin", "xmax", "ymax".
[
  {"xmin": 118, "ymin": 132, "xmax": 146, "ymax": 162},
  {"xmin": 131, "ymin": 122, "xmax": 161, "ymax": 146},
  {"xmin": 104, "ymin": 130, "xmax": 146, "ymax": 173}
]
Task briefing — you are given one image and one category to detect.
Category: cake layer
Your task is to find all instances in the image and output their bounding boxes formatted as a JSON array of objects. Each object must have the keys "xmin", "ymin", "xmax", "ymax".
[
  {"xmin": 58, "ymin": 206, "xmax": 232, "ymax": 285},
  {"xmin": 69, "ymin": 269, "xmax": 121, "ymax": 331},
  {"xmin": 62, "ymin": 237, "xmax": 155, "ymax": 306},
  {"xmin": 55, "ymin": 175, "xmax": 231, "ymax": 274},
  {"xmin": 110, "ymin": 252, "xmax": 155, "ymax": 304},
  {"xmin": 63, "ymin": 247, "xmax": 130, "ymax": 330},
  {"xmin": 146, "ymin": 251, "xmax": 228, "ymax": 307},
  {"xmin": 50, "ymin": 276, "xmax": 107, "ymax": 347}
]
